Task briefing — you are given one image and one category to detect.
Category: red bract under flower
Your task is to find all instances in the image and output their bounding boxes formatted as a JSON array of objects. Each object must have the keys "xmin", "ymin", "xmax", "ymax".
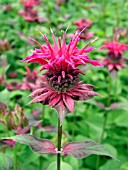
[
  {"xmin": 100, "ymin": 41, "xmax": 128, "ymax": 72},
  {"xmin": 22, "ymin": 30, "xmax": 102, "ymax": 124},
  {"xmin": 29, "ymin": 80, "xmax": 99, "ymax": 124}
]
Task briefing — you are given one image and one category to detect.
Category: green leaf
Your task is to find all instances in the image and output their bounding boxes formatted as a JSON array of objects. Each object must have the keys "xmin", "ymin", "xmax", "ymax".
[
  {"xmin": 0, "ymin": 153, "xmax": 13, "ymax": 170},
  {"xmin": 114, "ymin": 113, "xmax": 128, "ymax": 127},
  {"xmin": 0, "ymin": 89, "xmax": 10, "ymax": 105},
  {"xmin": 121, "ymin": 162, "xmax": 128, "ymax": 170},
  {"xmin": 99, "ymin": 160, "xmax": 123, "ymax": 170},
  {"xmin": 47, "ymin": 161, "xmax": 73, "ymax": 170}
]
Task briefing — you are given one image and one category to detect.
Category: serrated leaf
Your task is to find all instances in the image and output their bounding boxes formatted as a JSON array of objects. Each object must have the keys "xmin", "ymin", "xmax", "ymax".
[
  {"xmin": 4, "ymin": 134, "xmax": 57, "ymax": 154},
  {"xmin": 62, "ymin": 140, "xmax": 115, "ymax": 159}
]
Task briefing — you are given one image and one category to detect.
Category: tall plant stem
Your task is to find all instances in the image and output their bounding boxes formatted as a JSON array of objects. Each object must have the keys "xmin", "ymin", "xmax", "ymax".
[
  {"xmin": 115, "ymin": 1, "xmax": 120, "ymax": 27},
  {"xmin": 39, "ymin": 105, "xmax": 45, "ymax": 170},
  {"xmin": 102, "ymin": 0, "xmax": 106, "ymax": 35},
  {"xmin": 57, "ymin": 118, "xmax": 62, "ymax": 170},
  {"xmin": 72, "ymin": 111, "xmax": 76, "ymax": 139},
  {"xmin": 96, "ymin": 75, "xmax": 111, "ymax": 170},
  {"xmin": 14, "ymin": 144, "xmax": 17, "ymax": 170}
]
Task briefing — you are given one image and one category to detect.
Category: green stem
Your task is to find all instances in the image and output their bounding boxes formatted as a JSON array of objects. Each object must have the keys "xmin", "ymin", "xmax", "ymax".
[
  {"xmin": 107, "ymin": 75, "xmax": 111, "ymax": 107},
  {"xmin": 115, "ymin": 1, "xmax": 120, "ymax": 27},
  {"xmin": 72, "ymin": 111, "xmax": 76, "ymax": 139},
  {"xmin": 39, "ymin": 105, "xmax": 45, "ymax": 170},
  {"xmin": 102, "ymin": 0, "xmax": 106, "ymax": 35},
  {"xmin": 57, "ymin": 118, "xmax": 62, "ymax": 170},
  {"xmin": 13, "ymin": 144, "xmax": 17, "ymax": 170},
  {"xmin": 96, "ymin": 112, "xmax": 108, "ymax": 170},
  {"xmin": 96, "ymin": 75, "xmax": 111, "ymax": 170}
]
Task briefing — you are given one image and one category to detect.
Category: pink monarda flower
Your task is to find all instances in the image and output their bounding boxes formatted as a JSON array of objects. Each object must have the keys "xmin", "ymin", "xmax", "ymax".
[
  {"xmin": 22, "ymin": 30, "xmax": 102, "ymax": 124},
  {"xmin": 20, "ymin": 0, "xmax": 40, "ymax": 8},
  {"xmin": 74, "ymin": 19, "xmax": 94, "ymax": 40},
  {"xmin": 100, "ymin": 41, "xmax": 128, "ymax": 73},
  {"xmin": 74, "ymin": 19, "xmax": 92, "ymax": 29},
  {"xmin": 0, "ymin": 39, "xmax": 11, "ymax": 53},
  {"xmin": 18, "ymin": 0, "xmax": 43, "ymax": 23},
  {"xmin": 20, "ymin": 66, "xmax": 42, "ymax": 91}
]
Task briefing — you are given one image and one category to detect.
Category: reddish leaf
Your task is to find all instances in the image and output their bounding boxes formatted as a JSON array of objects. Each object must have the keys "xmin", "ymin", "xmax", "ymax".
[
  {"xmin": 4, "ymin": 134, "xmax": 57, "ymax": 154},
  {"xmin": 1, "ymin": 139, "xmax": 16, "ymax": 148},
  {"xmin": 62, "ymin": 141, "xmax": 114, "ymax": 159},
  {"xmin": 17, "ymin": 120, "xmax": 42, "ymax": 135},
  {"xmin": 0, "ymin": 102, "xmax": 7, "ymax": 114},
  {"xmin": 110, "ymin": 102, "xmax": 121, "ymax": 110}
]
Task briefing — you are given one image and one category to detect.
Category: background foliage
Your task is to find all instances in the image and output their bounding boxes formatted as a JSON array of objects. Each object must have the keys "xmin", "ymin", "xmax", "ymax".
[{"xmin": 0, "ymin": 0, "xmax": 128, "ymax": 170}]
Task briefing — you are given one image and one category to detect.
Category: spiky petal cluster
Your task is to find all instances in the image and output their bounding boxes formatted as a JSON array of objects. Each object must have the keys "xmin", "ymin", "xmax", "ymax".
[
  {"xmin": 22, "ymin": 31, "xmax": 102, "ymax": 124},
  {"xmin": 22, "ymin": 32, "xmax": 102, "ymax": 70},
  {"xmin": 100, "ymin": 41, "xmax": 128, "ymax": 72}
]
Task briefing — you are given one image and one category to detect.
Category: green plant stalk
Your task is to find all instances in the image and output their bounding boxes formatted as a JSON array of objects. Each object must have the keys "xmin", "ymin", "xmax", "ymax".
[
  {"xmin": 115, "ymin": 1, "xmax": 120, "ymax": 27},
  {"xmin": 102, "ymin": 0, "xmax": 106, "ymax": 35},
  {"xmin": 72, "ymin": 111, "xmax": 76, "ymax": 139},
  {"xmin": 14, "ymin": 144, "xmax": 17, "ymax": 170},
  {"xmin": 39, "ymin": 105, "xmax": 45, "ymax": 170},
  {"xmin": 96, "ymin": 75, "xmax": 111, "ymax": 170},
  {"xmin": 57, "ymin": 118, "xmax": 62, "ymax": 170}
]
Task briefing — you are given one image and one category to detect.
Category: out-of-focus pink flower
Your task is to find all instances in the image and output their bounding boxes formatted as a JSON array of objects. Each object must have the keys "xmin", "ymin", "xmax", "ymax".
[
  {"xmin": 18, "ymin": 9, "xmax": 43, "ymax": 23},
  {"xmin": 74, "ymin": 19, "xmax": 92, "ymax": 29},
  {"xmin": 8, "ymin": 72, "xmax": 18, "ymax": 78},
  {"xmin": 0, "ymin": 74, "xmax": 5, "ymax": 86},
  {"xmin": 6, "ymin": 81, "xmax": 21, "ymax": 91},
  {"xmin": 113, "ymin": 27, "xmax": 128, "ymax": 39},
  {"xmin": 56, "ymin": 0, "xmax": 69, "ymax": 6},
  {"xmin": 6, "ymin": 67, "xmax": 41, "ymax": 91},
  {"xmin": 22, "ymin": 30, "xmax": 102, "ymax": 124},
  {"xmin": 73, "ymin": 19, "xmax": 94, "ymax": 40},
  {"xmin": 20, "ymin": 66, "xmax": 42, "ymax": 91},
  {"xmin": 19, "ymin": 0, "xmax": 43, "ymax": 23},
  {"xmin": 21, "ymin": 0, "xmax": 40, "ymax": 8},
  {"xmin": 100, "ymin": 41, "xmax": 128, "ymax": 72},
  {"xmin": 0, "ymin": 39, "xmax": 11, "ymax": 53},
  {"xmin": 3, "ymin": 4, "xmax": 12, "ymax": 12}
]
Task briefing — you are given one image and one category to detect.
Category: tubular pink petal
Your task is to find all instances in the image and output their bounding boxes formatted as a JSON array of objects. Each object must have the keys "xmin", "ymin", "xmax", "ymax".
[{"xmin": 62, "ymin": 71, "xmax": 65, "ymax": 79}]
